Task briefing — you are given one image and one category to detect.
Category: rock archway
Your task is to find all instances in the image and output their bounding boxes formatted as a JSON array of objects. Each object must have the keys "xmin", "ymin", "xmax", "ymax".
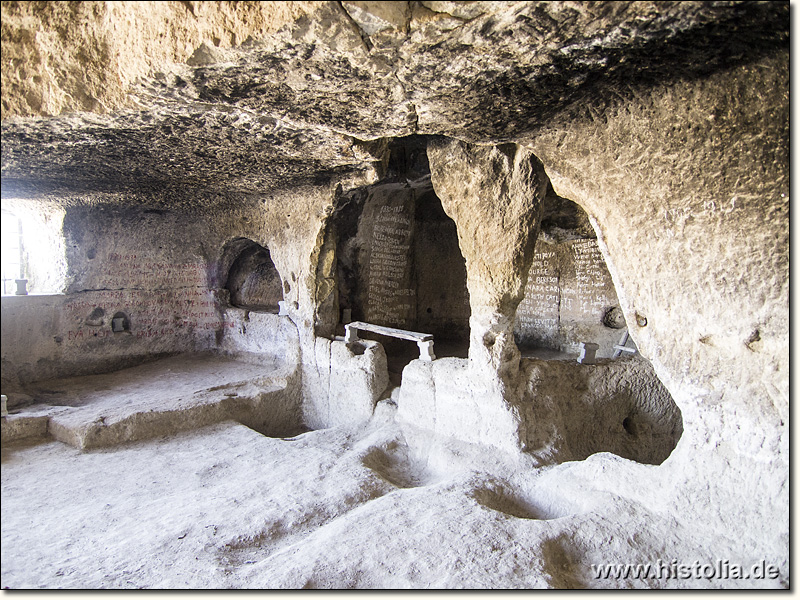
[{"xmin": 324, "ymin": 174, "xmax": 470, "ymax": 385}]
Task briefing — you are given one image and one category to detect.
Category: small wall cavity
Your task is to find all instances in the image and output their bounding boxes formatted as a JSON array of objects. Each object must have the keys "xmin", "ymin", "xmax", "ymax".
[{"xmin": 220, "ymin": 238, "xmax": 283, "ymax": 313}]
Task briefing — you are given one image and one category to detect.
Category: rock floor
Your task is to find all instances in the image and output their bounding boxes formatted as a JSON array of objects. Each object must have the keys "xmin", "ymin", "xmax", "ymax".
[{"xmin": 1, "ymin": 398, "xmax": 775, "ymax": 589}]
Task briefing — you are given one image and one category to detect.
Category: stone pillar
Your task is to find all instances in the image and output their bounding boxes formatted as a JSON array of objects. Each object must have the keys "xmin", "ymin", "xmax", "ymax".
[
  {"xmin": 428, "ymin": 139, "xmax": 548, "ymax": 377},
  {"xmin": 421, "ymin": 139, "xmax": 548, "ymax": 451},
  {"xmin": 577, "ymin": 342, "xmax": 599, "ymax": 364}
]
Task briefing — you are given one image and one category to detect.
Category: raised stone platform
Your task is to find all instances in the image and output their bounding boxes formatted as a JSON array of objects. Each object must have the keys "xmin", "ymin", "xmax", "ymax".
[{"xmin": 1, "ymin": 353, "xmax": 301, "ymax": 450}]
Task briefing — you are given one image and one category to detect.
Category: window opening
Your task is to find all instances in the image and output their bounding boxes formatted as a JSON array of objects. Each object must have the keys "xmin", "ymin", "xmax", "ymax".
[{"xmin": 1, "ymin": 210, "xmax": 24, "ymax": 295}]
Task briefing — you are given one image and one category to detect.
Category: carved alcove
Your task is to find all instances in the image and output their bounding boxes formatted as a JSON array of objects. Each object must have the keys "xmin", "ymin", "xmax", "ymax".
[
  {"xmin": 220, "ymin": 238, "xmax": 283, "ymax": 313},
  {"xmin": 515, "ymin": 185, "xmax": 683, "ymax": 465},
  {"xmin": 324, "ymin": 137, "xmax": 471, "ymax": 383},
  {"xmin": 514, "ymin": 185, "xmax": 630, "ymax": 359}
]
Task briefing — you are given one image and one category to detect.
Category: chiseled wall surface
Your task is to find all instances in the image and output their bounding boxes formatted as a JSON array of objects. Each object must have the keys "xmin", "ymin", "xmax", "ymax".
[
  {"xmin": 515, "ymin": 238, "xmax": 623, "ymax": 357},
  {"xmin": 0, "ymin": 291, "xmax": 218, "ymax": 388},
  {"xmin": 526, "ymin": 53, "xmax": 789, "ymax": 569},
  {"xmin": 1, "ymin": 207, "xmax": 226, "ymax": 387},
  {"xmin": 0, "ymin": 198, "xmax": 318, "ymax": 388},
  {"xmin": 520, "ymin": 355, "xmax": 683, "ymax": 465},
  {"xmin": 333, "ymin": 182, "xmax": 470, "ymax": 341}
]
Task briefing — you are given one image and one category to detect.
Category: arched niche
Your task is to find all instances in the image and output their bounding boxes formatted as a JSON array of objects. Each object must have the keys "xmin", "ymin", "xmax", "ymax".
[
  {"xmin": 514, "ymin": 184, "xmax": 628, "ymax": 358},
  {"xmin": 323, "ymin": 144, "xmax": 470, "ymax": 384},
  {"xmin": 516, "ymin": 183, "xmax": 683, "ymax": 465},
  {"xmin": 219, "ymin": 238, "xmax": 283, "ymax": 313}
]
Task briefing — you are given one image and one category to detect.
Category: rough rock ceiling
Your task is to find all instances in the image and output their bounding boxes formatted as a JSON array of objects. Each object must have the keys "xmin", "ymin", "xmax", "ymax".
[{"xmin": 0, "ymin": 1, "xmax": 788, "ymax": 205}]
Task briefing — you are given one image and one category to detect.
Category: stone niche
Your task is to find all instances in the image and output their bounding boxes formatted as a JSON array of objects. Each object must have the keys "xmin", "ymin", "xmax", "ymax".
[
  {"xmin": 515, "ymin": 189, "xmax": 627, "ymax": 358},
  {"xmin": 219, "ymin": 237, "xmax": 283, "ymax": 313}
]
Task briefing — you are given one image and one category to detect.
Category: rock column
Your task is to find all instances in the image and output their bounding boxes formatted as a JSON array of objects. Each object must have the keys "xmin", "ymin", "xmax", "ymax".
[{"xmin": 427, "ymin": 139, "xmax": 548, "ymax": 378}]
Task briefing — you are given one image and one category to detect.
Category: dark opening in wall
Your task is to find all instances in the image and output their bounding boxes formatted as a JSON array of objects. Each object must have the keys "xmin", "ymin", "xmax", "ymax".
[
  {"xmin": 515, "ymin": 184, "xmax": 629, "ymax": 358},
  {"xmin": 326, "ymin": 137, "xmax": 470, "ymax": 384},
  {"xmin": 221, "ymin": 238, "xmax": 283, "ymax": 313},
  {"xmin": 516, "ymin": 182, "xmax": 682, "ymax": 465},
  {"xmin": 111, "ymin": 311, "xmax": 130, "ymax": 333}
]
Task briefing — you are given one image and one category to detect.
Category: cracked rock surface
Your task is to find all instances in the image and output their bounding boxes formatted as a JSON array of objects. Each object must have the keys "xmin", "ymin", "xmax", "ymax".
[{"xmin": 1, "ymin": 1, "xmax": 787, "ymax": 202}]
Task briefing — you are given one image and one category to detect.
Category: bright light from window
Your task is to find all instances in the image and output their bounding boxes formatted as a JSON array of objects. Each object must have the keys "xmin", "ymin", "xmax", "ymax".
[
  {"xmin": 1, "ymin": 202, "xmax": 68, "ymax": 296},
  {"xmin": 1, "ymin": 210, "xmax": 24, "ymax": 295}
]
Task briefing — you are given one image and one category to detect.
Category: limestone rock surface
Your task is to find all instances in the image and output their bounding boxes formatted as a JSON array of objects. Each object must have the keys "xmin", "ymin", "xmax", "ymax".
[
  {"xmin": 1, "ymin": 1, "xmax": 322, "ymax": 118},
  {"xmin": 428, "ymin": 138, "xmax": 547, "ymax": 373},
  {"xmin": 0, "ymin": 0, "xmax": 789, "ymax": 590},
  {"xmin": 1, "ymin": 1, "xmax": 787, "ymax": 202}
]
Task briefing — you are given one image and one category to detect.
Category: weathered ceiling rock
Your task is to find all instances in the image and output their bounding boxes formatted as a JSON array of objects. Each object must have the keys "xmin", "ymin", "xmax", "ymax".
[
  {"xmin": 0, "ymin": 1, "xmax": 788, "ymax": 205},
  {"xmin": 1, "ymin": 1, "xmax": 323, "ymax": 118},
  {"xmin": 0, "ymin": 1, "xmax": 790, "ymax": 585},
  {"xmin": 0, "ymin": 107, "xmax": 386, "ymax": 203}
]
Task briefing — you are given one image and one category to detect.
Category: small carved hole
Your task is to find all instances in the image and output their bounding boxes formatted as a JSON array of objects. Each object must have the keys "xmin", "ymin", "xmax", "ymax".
[
  {"xmin": 622, "ymin": 417, "xmax": 636, "ymax": 436},
  {"xmin": 86, "ymin": 307, "xmax": 105, "ymax": 327},
  {"xmin": 603, "ymin": 306, "xmax": 626, "ymax": 329},
  {"xmin": 111, "ymin": 311, "xmax": 130, "ymax": 333},
  {"xmin": 483, "ymin": 332, "xmax": 496, "ymax": 348},
  {"xmin": 350, "ymin": 342, "xmax": 367, "ymax": 356}
]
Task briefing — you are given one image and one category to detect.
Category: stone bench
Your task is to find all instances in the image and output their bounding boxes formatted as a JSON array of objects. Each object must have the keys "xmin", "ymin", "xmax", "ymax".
[
  {"xmin": 612, "ymin": 330, "xmax": 637, "ymax": 358},
  {"xmin": 344, "ymin": 321, "xmax": 436, "ymax": 361}
]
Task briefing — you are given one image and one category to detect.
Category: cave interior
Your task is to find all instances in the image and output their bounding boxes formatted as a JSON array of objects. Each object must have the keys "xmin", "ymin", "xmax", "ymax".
[{"xmin": 0, "ymin": 0, "xmax": 788, "ymax": 590}]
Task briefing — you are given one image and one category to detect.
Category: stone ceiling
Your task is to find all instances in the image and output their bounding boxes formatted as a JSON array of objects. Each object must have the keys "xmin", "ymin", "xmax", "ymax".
[{"xmin": 0, "ymin": 1, "xmax": 788, "ymax": 205}]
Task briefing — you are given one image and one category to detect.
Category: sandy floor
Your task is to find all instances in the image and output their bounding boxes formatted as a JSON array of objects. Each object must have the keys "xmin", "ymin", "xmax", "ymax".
[{"xmin": 19, "ymin": 352, "xmax": 289, "ymax": 413}]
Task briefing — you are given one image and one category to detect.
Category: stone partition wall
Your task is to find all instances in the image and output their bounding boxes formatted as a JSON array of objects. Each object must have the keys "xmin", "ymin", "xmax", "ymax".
[
  {"xmin": 520, "ymin": 355, "xmax": 683, "ymax": 465},
  {"xmin": 301, "ymin": 337, "xmax": 389, "ymax": 430}
]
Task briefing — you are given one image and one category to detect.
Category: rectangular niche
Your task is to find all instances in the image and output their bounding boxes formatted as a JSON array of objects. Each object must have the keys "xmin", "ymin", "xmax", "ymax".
[{"xmin": 333, "ymin": 181, "xmax": 470, "ymax": 356}]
